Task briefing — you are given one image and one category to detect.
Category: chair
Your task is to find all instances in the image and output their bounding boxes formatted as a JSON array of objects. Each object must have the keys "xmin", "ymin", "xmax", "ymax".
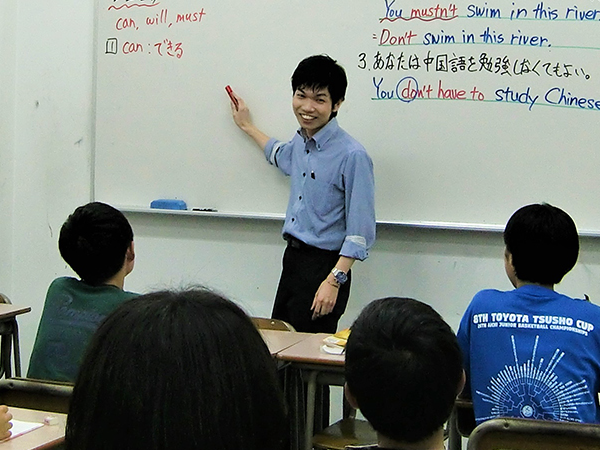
[
  {"xmin": 448, "ymin": 398, "xmax": 476, "ymax": 450},
  {"xmin": 312, "ymin": 402, "xmax": 377, "ymax": 450},
  {"xmin": 252, "ymin": 317, "xmax": 296, "ymax": 331},
  {"xmin": 0, "ymin": 377, "xmax": 73, "ymax": 414},
  {"xmin": 0, "ymin": 293, "xmax": 23, "ymax": 378},
  {"xmin": 467, "ymin": 417, "xmax": 600, "ymax": 450}
]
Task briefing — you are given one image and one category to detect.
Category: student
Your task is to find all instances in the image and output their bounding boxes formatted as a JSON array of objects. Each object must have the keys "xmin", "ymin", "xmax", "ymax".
[
  {"xmin": 229, "ymin": 54, "xmax": 376, "ymax": 333},
  {"xmin": 0, "ymin": 406, "xmax": 12, "ymax": 440},
  {"xmin": 65, "ymin": 288, "xmax": 287, "ymax": 450},
  {"xmin": 345, "ymin": 297, "xmax": 464, "ymax": 450},
  {"xmin": 457, "ymin": 203, "xmax": 600, "ymax": 424},
  {"xmin": 28, "ymin": 202, "xmax": 137, "ymax": 382}
]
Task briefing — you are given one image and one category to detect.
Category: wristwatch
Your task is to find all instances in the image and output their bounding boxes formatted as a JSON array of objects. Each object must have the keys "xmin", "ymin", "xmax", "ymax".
[{"xmin": 331, "ymin": 268, "xmax": 348, "ymax": 285}]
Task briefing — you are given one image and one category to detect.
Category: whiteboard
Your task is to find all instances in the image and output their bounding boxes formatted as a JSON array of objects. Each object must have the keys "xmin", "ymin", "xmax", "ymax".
[{"xmin": 94, "ymin": 0, "xmax": 600, "ymax": 231}]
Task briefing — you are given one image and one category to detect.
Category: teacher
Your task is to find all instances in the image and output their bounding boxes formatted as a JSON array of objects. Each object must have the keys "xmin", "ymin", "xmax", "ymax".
[{"xmin": 229, "ymin": 55, "xmax": 376, "ymax": 333}]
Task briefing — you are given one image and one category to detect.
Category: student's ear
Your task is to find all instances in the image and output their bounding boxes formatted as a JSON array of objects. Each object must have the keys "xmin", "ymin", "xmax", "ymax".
[
  {"xmin": 504, "ymin": 248, "xmax": 512, "ymax": 266},
  {"xmin": 344, "ymin": 382, "xmax": 359, "ymax": 410},
  {"xmin": 504, "ymin": 248, "xmax": 518, "ymax": 288},
  {"xmin": 126, "ymin": 242, "xmax": 135, "ymax": 261},
  {"xmin": 124, "ymin": 242, "xmax": 135, "ymax": 275}
]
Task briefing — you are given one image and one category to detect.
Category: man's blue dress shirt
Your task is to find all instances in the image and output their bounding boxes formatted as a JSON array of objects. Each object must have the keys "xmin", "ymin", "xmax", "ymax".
[{"xmin": 264, "ymin": 118, "xmax": 375, "ymax": 261}]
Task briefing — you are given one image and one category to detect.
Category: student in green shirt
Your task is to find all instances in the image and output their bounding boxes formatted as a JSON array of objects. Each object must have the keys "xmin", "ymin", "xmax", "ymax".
[{"xmin": 28, "ymin": 202, "xmax": 137, "ymax": 382}]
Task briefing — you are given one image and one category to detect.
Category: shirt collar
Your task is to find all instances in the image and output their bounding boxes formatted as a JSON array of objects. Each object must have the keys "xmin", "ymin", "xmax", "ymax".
[
  {"xmin": 515, "ymin": 284, "xmax": 560, "ymax": 298},
  {"xmin": 297, "ymin": 117, "xmax": 339, "ymax": 151}
]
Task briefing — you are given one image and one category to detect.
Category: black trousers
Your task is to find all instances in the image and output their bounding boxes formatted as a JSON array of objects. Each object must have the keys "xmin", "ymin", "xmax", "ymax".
[
  {"xmin": 271, "ymin": 238, "xmax": 351, "ymax": 333},
  {"xmin": 273, "ymin": 237, "xmax": 352, "ymax": 433}
]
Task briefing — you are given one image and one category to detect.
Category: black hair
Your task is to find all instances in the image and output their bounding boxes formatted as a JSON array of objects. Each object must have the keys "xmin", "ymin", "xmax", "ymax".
[
  {"xmin": 345, "ymin": 297, "xmax": 463, "ymax": 443},
  {"xmin": 58, "ymin": 202, "xmax": 133, "ymax": 285},
  {"xmin": 504, "ymin": 203, "xmax": 579, "ymax": 285},
  {"xmin": 66, "ymin": 287, "xmax": 287, "ymax": 450},
  {"xmin": 291, "ymin": 54, "xmax": 347, "ymax": 117}
]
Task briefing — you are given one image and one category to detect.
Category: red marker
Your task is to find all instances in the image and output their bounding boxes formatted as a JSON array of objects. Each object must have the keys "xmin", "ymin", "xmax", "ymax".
[{"xmin": 225, "ymin": 85, "xmax": 239, "ymax": 110}]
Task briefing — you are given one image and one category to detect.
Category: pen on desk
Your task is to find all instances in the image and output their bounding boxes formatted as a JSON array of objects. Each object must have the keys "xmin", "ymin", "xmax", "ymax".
[{"xmin": 192, "ymin": 208, "xmax": 218, "ymax": 212}]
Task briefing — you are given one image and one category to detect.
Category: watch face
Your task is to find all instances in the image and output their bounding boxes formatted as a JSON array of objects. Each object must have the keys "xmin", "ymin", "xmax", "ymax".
[{"xmin": 334, "ymin": 270, "xmax": 348, "ymax": 284}]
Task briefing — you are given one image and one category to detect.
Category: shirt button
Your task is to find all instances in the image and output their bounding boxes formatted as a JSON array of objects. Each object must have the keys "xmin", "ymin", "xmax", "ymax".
[
  {"xmin": 303, "ymin": 173, "xmax": 306, "ymax": 177},
  {"xmin": 305, "ymin": 149, "xmax": 309, "ymax": 154},
  {"xmin": 299, "ymin": 196, "xmax": 302, "ymax": 200},
  {"xmin": 291, "ymin": 218, "xmax": 295, "ymax": 222}
]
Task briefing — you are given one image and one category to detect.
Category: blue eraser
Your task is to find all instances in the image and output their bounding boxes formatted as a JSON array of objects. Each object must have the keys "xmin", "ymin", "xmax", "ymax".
[{"xmin": 150, "ymin": 199, "xmax": 188, "ymax": 210}]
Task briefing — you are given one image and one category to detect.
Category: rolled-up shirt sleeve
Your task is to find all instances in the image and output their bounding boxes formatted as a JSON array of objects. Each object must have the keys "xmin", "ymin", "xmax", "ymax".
[
  {"xmin": 264, "ymin": 138, "xmax": 291, "ymax": 175},
  {"xmin": 340, "ymin": 150, "xmax": 376, "ymax": 261}
]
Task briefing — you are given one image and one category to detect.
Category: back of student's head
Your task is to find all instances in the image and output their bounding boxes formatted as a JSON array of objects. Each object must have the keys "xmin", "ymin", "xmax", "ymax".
[
  {"xmin": 345, "ymin": 297, "xmax": 463, "ymax": 443},
  {"xmin": 291, "ymin": 54, "xmax": 347, "ymax": 112},
  {"xmin": 66, "ymin": 287, "xmax": 286, "ymax": 450},
  {"xmin": 58, "ymin": 202, "xmax": 133, "ymax": 285},
  {"xmin": 504, "ymin": 203, "xmax": 579, "ymax": 285}
]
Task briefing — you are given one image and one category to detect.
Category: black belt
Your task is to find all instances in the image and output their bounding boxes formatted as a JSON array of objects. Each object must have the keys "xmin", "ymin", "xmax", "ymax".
[
  {"xmin": 284, "ymin": 234, "xmax": 315, "ymax": 250},
  {"xmin": 283, "ymin": 234, "xmax": 337, "ymax": 255}
]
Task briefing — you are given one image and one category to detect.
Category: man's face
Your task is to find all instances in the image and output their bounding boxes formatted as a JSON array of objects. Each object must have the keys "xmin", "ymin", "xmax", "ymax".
[{"xmin": 292, "ymin": 86, "xmax": 342, "ymax": 138}]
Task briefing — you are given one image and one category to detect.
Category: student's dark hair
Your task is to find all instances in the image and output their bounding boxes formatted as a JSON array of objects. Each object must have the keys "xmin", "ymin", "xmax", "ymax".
[
  {"xmin": 504, "ymin": 203, "xmax": 579, "ymax": 285},
  {"xmin": 291, "ymin": 54, "xmax": 347, "ymax": 117},
  {"xmin": 66, "ymin": 287, "xmax": 287, "ymax": 450},
  {"xmin": 58, "ymin": 202, "xmax": 133, "ymax": 285},
  {"xmin": 345, "ymin": 297, "xmax": 463, "ymax": 443}
]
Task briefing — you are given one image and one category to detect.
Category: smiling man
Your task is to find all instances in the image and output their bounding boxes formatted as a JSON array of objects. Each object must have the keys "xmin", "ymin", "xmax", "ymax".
[{"xmin": 229, "ymin": 54, "xmax": 375, "ymax": 333}]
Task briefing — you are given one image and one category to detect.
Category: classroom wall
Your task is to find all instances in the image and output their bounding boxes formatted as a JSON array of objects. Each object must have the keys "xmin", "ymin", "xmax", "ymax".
[
  {"xmin": 6, "ymin": 0, "xmax": 96, "ymax": 366},
  {"xmin": 3, "ymin": 0, "xmax": 600, "ymax": 376},
  {"xmin": 0, "ymin": 0, "xmax": 16, "ymax": 291}
]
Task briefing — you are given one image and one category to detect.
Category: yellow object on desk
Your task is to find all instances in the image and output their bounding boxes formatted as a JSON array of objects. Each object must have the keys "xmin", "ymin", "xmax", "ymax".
[{"xmin": 322, "ymin": 328, "xmax": 351, "ymax": 354}]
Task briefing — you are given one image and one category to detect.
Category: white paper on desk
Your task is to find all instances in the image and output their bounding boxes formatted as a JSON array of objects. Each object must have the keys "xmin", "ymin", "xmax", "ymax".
[
  {"xmin": 321, "ymin": 344, "xmax": 344, "ymax": 355},
  {"xmin": 8, "ymin": 419, "xmax": 44, "ymax": 439}
]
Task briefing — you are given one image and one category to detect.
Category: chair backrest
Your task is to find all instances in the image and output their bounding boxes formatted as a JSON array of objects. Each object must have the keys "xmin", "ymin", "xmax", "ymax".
[
  {"xmin": 467, "ymin": 417, "xmax": 600, "ymax": 450},
  {"xmin": 0, "ymin": 294, "xmax": 11, "ymax": 305},
  {"xmin": 0, "ymin": 377, "xmax": 73, "ymax": 414},
  {"xmin": 448, "ymin": 398, "xmax": 476, "ymax": 450},
  {"xmin": 455, "ymin": 398, "xmax": 476, "ymax": 437},
  {"xmin": 252, "ymin": 317, "xmax": 296, "ymax": 332}
]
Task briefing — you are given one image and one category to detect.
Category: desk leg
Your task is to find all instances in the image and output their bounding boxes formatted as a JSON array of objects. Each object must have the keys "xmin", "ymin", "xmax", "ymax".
[
  {"xmin": 0, "ymin": 333, "xmax": 11, "ymax": 379},
  {"xmin": 11, "ymin": 320, "xmax": 21, "ymax": 377},
  {"xmin": 304, "ymin": 371, "xmax": 318, "ymax": 450}
]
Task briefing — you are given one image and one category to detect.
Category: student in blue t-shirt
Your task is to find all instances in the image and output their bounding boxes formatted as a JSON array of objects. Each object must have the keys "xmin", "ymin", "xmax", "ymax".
[
  {"xmin": 458, "ymin": 203, "xmax": 600, "ymax": 424},
  {"xmin": 28, "ymin": 202, "xmax": 138, "ymax": 382}
]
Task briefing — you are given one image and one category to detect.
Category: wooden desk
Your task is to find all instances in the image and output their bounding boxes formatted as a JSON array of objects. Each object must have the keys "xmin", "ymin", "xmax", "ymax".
[
  {"xmin": 260, "ymin": 330, "xmax": 312, "ymax": 356},
  {"xmin": 0, "ymin": 305, "xmax": 31, "ymax": 378},
  {"xmin": 0, "ymin": 407, "xmax": 66, "ymax": 450},
  {"xmin": 0, "ymin": 307, "xmax": 31, "ymax": 322},
  {"xmin": 277, "ymin": 333, "xmax": 345, "ymax": 450}
]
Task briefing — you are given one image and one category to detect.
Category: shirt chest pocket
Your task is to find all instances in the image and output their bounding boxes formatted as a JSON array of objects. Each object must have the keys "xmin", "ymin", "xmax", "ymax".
[{"xmin": 305, "ymin": 176, "xmax": 344, "ymax": 218}]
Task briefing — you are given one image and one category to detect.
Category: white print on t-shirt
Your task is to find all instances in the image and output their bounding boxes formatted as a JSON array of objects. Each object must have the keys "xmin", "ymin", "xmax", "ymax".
[
  {"xmin": 476, "ymin": 335, "xmax": 593, "ymax": 422},
  {"xmin": 472, "ymin": 312, "xmax": 594, "ymax": 336}
]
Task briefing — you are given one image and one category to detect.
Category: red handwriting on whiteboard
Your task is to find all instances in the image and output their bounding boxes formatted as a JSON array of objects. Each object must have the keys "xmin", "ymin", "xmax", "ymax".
[
  {"xmin": 154, "ymin": 39, "xmax": 183, "ymax": 58},
  {"xmin": 112, "ymin": 8, "xmax": 207, "ymax": 30},
  {"xmin": 109, "ymin": 0, "xmax": 159, "ymax": 11}
]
